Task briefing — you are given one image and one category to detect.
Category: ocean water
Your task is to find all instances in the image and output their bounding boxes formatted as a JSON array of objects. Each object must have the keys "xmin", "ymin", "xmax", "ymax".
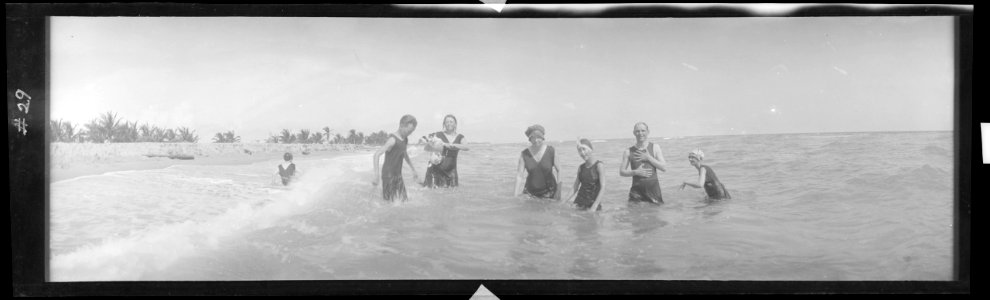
[{"xmin": 48, "ymin": 131, "xmax": 955, "ymax": 281}]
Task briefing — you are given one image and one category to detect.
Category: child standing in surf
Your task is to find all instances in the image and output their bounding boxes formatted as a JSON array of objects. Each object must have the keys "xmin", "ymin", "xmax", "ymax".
[
  {"xmin": 372, "ymin": 115, "xmax": 420, "ymax": 201},
  {"xmin": 277, "ymin": 152, "xmax": 296, "ymax": 186},
  {"xmin": 680, "ymin": 149, "xmax": 731, "ymax": 200}
]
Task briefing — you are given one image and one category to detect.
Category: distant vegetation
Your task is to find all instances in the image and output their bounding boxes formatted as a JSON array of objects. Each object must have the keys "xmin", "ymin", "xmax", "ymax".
[
  {"xmin": 266, "ymin": 128, "xmax": 390, "ymax": 145},
  {"xmin": 212, "ymin": 130, "xmax": 240, "ymax": 143},
  {"xmin": 50, "ymin": 111, "xmax": 198, "ymax": 143},
  {"xmin": 51, "ymin": 111, "xmax": 393, "ymax": 145}
]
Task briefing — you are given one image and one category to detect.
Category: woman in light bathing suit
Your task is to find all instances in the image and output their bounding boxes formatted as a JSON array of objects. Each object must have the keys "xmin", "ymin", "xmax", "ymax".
[
  {"xmin": 420, "ymin": 114, "xmax": 469, "ymax": 188},
  {"xmin": 680, "ymin": 149, "xmax": 731, "ymax": 200},
  {"xmin": 564, "ymin": 138, "xmax": 605, "ymax": 211},
  {"xmin": 514, "ymin": 124, "xmax": 560, "ymax": 199}
]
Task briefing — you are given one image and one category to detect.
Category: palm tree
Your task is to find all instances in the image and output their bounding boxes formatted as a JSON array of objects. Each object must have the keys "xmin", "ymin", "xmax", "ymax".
[
  {"xmin": 138, "ymin": 123, "xmax": 152, "ymax": 142},
  {"xmin": 150, "ymin": 126, "xmax": 165, "ymax": 142},
  {"xmin": 213, "ymin": 132, "xmax": 225, "ymax": 143},
  {"xmin": 163, "ymin": 128, "xmax": 177, "ymax": 142},
  {"xmin": 266, "ymin": 133, "xmax": 280, "ymax": 143},
  {"xmin": 84, "ymin": 119, "xmax": 106, "ymax": 143},
  {"xmin": 296, "ymin": 129, "xmax": 311, "ymax": 144},
  {"xmin": 279, "ymin": 129, "xmax": 295, "ymax": 144},
  {"xmin": 347, "ymin": 129, "xmax": 358, "ymax": 144},
  {"xmin": 97, "ymin": 111, "xmax": 122, "ymax": 142},
  {"xmin": 121, "ymin": 121, "xmax": 139, "ymax": 143},
  {"xmin": 61, "ymin": 121, "xmax": 78, "ymax": 143},
  {"xmin": 311, "ymin": 132, "xmax": 324, "ymax": 145},
  {"xmin": 366, "ymin": 130, "xmax": 390, "ymax": 145},
  {"xmin": 323, "ymin": 126, "xmax": 331, "ymax": 144},
  {"xmin": 212, "ymin": 130, "xmax": 238, "ymax": 143},
  {"xmin": 223, "ymin": 130, "xmax": 240, "ymax": 143},
  {"xmin": 49, "ymin": 120, "xmax": 64, "ymax": 142},
  {"xmin": 177, "ymin": 127, "xmax": 198, "ymax": 143}
]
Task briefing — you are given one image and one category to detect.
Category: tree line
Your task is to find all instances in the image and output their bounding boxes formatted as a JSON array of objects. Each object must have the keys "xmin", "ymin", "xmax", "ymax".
[
  {"xmin": 264, "ymin": 128, "xmax": 391, "ymax": 145},
  {"xmin": 50, "ymin": 111, "xmax": 198, "ymax": 143},
  {"xmin": 50, "ymin": 111, "xmax": 393, "ymax": 145}
]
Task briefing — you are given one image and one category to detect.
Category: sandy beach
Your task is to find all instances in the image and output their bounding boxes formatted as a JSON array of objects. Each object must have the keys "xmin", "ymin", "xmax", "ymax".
[{"xmin": 50, "ymin": 142, "xmax": 372, "ymax": 182}]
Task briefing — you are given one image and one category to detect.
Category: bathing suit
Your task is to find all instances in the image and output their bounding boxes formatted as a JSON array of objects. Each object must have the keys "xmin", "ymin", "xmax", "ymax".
[
  {"xmin": 381, "ymin": 134, "xmax": 408, "ymax": 201},
  {"xmin": 575, "ymin": 160, "xmax": 603, "ymax": 210},
  {"xmin": 522, "ymin": 146, "xmax": 558, "ymax": 199},
  {"xmin": 628, "ymin": 143, "xmax": 663, "ymax": 204},
  {"xmin": 423, "ymin": 131, "xmax": 463, "ymax": 188},
  {"xmin": 701, "ymin": 165, "xmax": 731, "ymax": 200},
  {"xmin": 278, "ymin": 163, "xmax": 295, "ymax": 186}
]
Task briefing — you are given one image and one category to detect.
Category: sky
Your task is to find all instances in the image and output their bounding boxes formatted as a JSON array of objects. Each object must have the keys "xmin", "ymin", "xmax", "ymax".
[{"xmin": 50, "ymin": 15, "xmax": 955, "ymax": 144}]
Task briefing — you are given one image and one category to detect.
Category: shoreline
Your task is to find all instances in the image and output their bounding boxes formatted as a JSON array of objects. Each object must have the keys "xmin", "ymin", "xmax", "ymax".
[{"xmin": 50, "ymin": 143, "xmax": 374, "ymax": 183}]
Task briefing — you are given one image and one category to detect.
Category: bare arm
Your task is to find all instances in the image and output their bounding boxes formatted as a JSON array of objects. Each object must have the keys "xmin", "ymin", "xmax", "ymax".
[
  {"xmin": 372, "ymin": 137, "xmax": 396, "ymax": 186},
  {"xmin": 681, "ymin": 167, "xmax": 707, "ymax": 190},
  {"xmin": 514, "ymin": 155, "xmax": 527, "ymax": 196},
  {"xmin": 447, "ymin": 136, "xmax": 470, "ymax": 151}
]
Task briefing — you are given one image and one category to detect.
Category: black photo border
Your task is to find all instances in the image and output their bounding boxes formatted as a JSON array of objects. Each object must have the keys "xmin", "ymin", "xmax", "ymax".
[{"xmin": 9, "ymin": 3, "xmax": 973, "ymax": 296}]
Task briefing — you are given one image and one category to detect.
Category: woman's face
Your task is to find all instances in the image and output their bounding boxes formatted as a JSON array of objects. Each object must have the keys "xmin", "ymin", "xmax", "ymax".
[
  {"xmin": 578, "ymin": 145, "xmax": 593, "ymax": 160},
  {"xmin": 688, "ymin": 156, "xmax": 700, "ymax": 168},
  {"xmin": 528, "ymin": 135, "xmax": 544, "ymax": 147},
  {"xmin": 443, "ymin": 117, "xmax": 457, "ymax": 132}
]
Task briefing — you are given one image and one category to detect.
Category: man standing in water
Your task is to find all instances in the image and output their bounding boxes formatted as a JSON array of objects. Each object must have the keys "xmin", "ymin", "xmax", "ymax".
[{"xmin": 619, "ymin": 122, "xmax": 668, "ymax": 204}]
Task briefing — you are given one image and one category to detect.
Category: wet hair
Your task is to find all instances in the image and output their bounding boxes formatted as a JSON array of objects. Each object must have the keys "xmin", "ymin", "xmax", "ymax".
[
  {"xmin": 400, "ymin": 114, "xmax": 418, "ymax": 127},
  {"xmin": 633, "ymin": 122, "xmax": 649, "ymax": 131},
  {"xmin": 443, "ymin": 114, "xmax": 457, "ymax": 125},
  {"xmin": 283, "ymin": 152, "xmax": 293, "ymax": 161},
  {"xmin": 578, "ymin": 138, "xmax": 594, "ymax": 150}
]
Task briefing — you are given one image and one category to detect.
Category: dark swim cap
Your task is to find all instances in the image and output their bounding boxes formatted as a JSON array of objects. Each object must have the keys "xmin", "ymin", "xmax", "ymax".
[
  {"xmin": 525, "ymin": 124, "xmax": 545, "ymax": 139},
  {"xmin": 284, "ymin": 152, "xmax": 293, "ymax": 161},
  {"xmin": 578, "ymin": 138, "xmax": 593, "ymax": 150}
]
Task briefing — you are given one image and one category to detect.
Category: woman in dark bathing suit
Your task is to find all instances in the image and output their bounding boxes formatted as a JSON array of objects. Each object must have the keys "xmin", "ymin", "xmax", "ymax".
[
  {"xmin": 420, "ymin": 114, "xmax": 469, "ymax": 188},
  {"xmin": 564, "ymin": 138, "xmax": 605, "ymax": 211},
  {"xmin": 514, "ymin": 124, "xmax": 561, "ymax": 199},
  {"xmin": 680, "ymin": 149, "xmax": 731, "ymax": 200}
]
